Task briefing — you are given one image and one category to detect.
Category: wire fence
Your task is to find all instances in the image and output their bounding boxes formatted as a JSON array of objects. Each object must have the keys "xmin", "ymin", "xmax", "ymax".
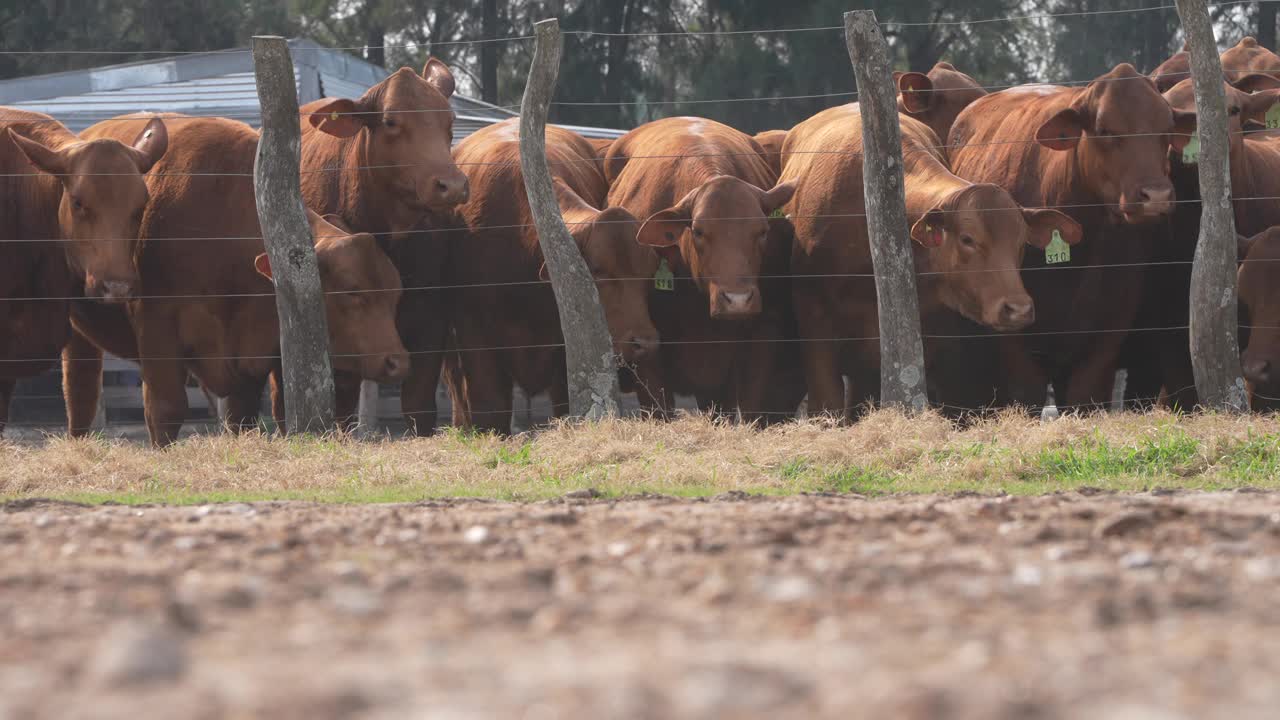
[{"xmin": 3, "ymin": 0, "xmax": 1278, "ymax": 433}]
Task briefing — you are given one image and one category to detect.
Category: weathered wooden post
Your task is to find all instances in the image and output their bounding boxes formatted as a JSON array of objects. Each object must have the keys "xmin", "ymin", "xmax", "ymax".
[
  {"xmin": 519, "ymin": 18, "xmax": 620, "ymax": 419},
  {"xmin": 251, "ymin": 36, "xmax": 336, "ymax": 433},
  {"xmin": 1174, "ymin": 0, "xmax": 1249, "ymax": 412},
  {"xmin": 843, "ymin": 10, "xmax": 928, "ymax": 412}
]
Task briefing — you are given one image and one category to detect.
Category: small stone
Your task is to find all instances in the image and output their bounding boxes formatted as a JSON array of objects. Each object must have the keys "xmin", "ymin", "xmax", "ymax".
[
  {"xmin": 606, "ymin": 541, "xmax": 631, "ymax": 558},
  {"xmin": 90, "ymin": 622, "xmax": 187, "ymax": 687},
  {"xmin": 1120, "ymin": 551, "xmax": 1154, "ymax": 569},
  {"xmin": 762, "ymin": 576, "xmax": 815, "ymax": 603},
  {"xmin": 329, "ymin": 587, "xmax": 383, "ymax": 617},
  {"xmin": 173, "ymin": 536, "xmax": 199, "ymax": 551},
  {"xmin": 564, "ymin": 489, "xmax": 601, "ymax": 500},
  {"xmin": 396, "ymin": 528, "xmax": 420, "ymax": 543},
  {"xmin": 463, "ymin": 526, "xmax": 491, "ymax": 545},
  {"xmin": 1013, "ymin": 564, "xmax": 1043, "ymax": 586},
  {"xmin": 1094, "ymin": 511, "xmax": 1155, "ymax": 539}
]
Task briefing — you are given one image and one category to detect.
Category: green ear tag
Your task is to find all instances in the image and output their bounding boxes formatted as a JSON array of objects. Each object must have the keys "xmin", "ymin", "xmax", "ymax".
[
  {"xmin": 654, "ymin": 258, "xmax": 674, "ymax": 291},
  {"xmin": 1045, "ymin": 229, "xmax": 1071, "ymax": 265},
  {"xmin": 1267, "ymin": 104, "xmax": 1280, "ymax": 130},
  {"xmin": 769, "ymin": 208, "xmax": 786, "ymax": 219},
  {"xmin": 1182, "ymin": 134, "xmax": 1201, "ymax": 166}
]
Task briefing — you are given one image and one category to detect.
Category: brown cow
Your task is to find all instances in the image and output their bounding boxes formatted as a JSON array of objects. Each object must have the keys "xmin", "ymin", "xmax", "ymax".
[
  {"xmin": 1238, "ymin": 226, "xmax": 1280, "ymax": 411},
  {"xmin": 780, "ymin": 103, "xmax": 1081, "ymax": 417},
  {"xmin": 941, "ymin": 64, "xmax": 1198, "ymax": 412},
  {"xmin": 298, "ymin": 58, "xmax": 468, "ymax": 434},
  {"xmin": 586, "ymin": 137, "xmax": 615, "ymax": 178},
  {"xmin": 604, "ymin": 116, "xmax": 799, "ymax": 421},
  {"xmin": 447, "ymin": 119, "xmax": 659, "ymax": 433},
  {"xmin": 67, "ymin": 115, "xmax": 407, "ymax": 446},
  {"xmin": 0, "ymin": 109, "xmax": 166, "ymax": 433},
  {"xmin": 1221, "ymin": 36, "xmax": 1280, "ymax": 85},
  {"xmin": 1121, "ymin": 76, "xmax": 1280, "ymax": 410},
  {"xmin": 1151, "ymin": 42, "xmax": 1191, "ymax": 93},
  {"xmin": 752, "ymin": 130, "xmax": 788, "ymax": 177},
  {"xmin": 895, "ymin": 62, "xmax": 988, "ymax": 148}
]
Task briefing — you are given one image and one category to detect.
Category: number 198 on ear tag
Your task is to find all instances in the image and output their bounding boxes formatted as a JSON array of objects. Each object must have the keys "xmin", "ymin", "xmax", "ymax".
[
  {"xmin": 654, "ymin": 258, "xmax": 675, "ymax": 291},
  {"xmin": 1267, "ymin": 103, "xmax": 1280, "ymax": 130},
  {"xmin": 1045, "ymin": 229, "xmax": 1071, "ymax": 265}
]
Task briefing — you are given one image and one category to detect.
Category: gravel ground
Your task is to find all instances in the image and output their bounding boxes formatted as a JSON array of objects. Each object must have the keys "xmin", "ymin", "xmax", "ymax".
[{"xmin": 3, "ymin": 491, "xmax": 1280, "ymax": 719}]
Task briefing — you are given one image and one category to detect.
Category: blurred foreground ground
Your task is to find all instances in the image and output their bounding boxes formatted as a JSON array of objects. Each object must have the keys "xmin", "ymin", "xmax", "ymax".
[{"xmin": 3, "ymin": 491, "xmax": 1280, "ymax": 719}]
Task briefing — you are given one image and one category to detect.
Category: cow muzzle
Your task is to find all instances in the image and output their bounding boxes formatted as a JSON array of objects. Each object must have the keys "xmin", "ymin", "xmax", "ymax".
[
  {"xmin": 616, "ymin": 330, "xmax": 660, "ymax": 363},
  {"xmin": 428, "ymin": 171, "xmax": 470, "ymax": 207},
  {"xmin": 1120, "ymin": 183, "xmax": 1175, "ymax": 222},
  {"xmin": 89, "ymin": 277, "xmax": 137, "ymax": 303},
  {"xmin": 365, "ymin": 351, "xmax": 410, "ymax": 384},
  {"xmin": 1243, "ymin": 355, "xmax": 1275, "ymax": 391},
  {"xmin": 709, "ymin": 284, "xmax": 761, "ymax": 320},
  {"xmin": 988, "ymin": 297, "xmax": 1035, "ymax": 332}
]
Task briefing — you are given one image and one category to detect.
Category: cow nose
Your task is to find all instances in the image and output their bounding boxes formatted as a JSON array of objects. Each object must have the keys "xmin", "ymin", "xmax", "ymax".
[
  {"xmin": 102, "ymin": 280, "xmax": 134, "ymax": 302},
  {"xmin": 1244, "ymin": 358, "xmax": 1272, "ymax": 386},
  {"xmin": 1138, "ymin": 184, "xmax": 1175, "ymax": 214},
  {"xmin": 383, "ymin": 353, "xmax": 410, "ymax": 381},
  {"xmin": 719, "ymin": 289, "xmax": 756, "ymax": 313},
  {"xmin": 433, "ymin": 174, "xmax": 469, "ymax": 206},
  {"xmin": 999, "ymin": 300, "xmax": 1034, "ymax": 329}
]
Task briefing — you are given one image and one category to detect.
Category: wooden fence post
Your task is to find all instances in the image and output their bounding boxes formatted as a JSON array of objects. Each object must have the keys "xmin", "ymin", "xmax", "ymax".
[
  {"xmin": 843, "ymin": 11, "xmax": 928, "ymax": 413},
  {"xmin": 1174, "ymin": 0, "xmax": 1249, "ymax": 412},
  {"xmin": 251, "ymin": 36, "xmax": 336, "ymax": 433},
  {"xmin": 519, "ymin": 18, "xmax": 620, "ymax": 420}
]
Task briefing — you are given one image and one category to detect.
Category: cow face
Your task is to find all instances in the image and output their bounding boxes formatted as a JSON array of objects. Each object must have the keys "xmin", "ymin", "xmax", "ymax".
[
  {"xmin": 636, "ymin": 176, "xmax": 796, "ymax": 320},
  {"xmin": 1221, "ymin": 36, "xmax": 1280, "ymax": 86},
  {"xmin": 1151, "ymin": 43, "xmax": 1191, "ymax": 94},
  {"xmin": 256, "ymin": 213, "xmax": 409, "ymax": 384},
  {"xmin": 913, "ymin": 184, "xmax": 1083, "ymax": 332},
  {"xmin": 8, "ymin": 117, "xmax": 167, "ymax": 302},
  {"xmin": 1034, "ymin": 63, "xmax": 1195, "ymax": 223},
  {"xmin": 308, "ymin": 58, "xmax": 469, "ymax": 214},
  {"xmin": 553, "ymin": 180, "xmax": 661, "ymax": 364},
  {"xmin": 1164, "ymin": 76, "xmax": 1280, "ymax": 161},
  {"xmin": 1237, "ymin": 226, "xmax": 1280, "ymax": 409},
  {"xmin": 896, "ymin": 62, "xmax": 988, "ymax": 144}
]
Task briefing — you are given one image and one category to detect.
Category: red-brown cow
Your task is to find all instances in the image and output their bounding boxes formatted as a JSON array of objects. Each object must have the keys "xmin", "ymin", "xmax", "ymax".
[
  {"xmin": 604, "ymin": 117, "xmax": 799, "ymax": 421},
  {"xmin": 67, "ymin": 115, "xmax": 407, "ymax": 447},
  {"xmin": 0, "ymin": 109, "xmax": 165, "ymax": 433},
  {"xmin": 895, "ymin": 62, "xmax": 988, "ymax": 148},
  {"xmin": 447, "ymin": 119, "xmax": 659, "ymax": 434},
  {"xmin": 752, "ymin": 130, "xmax": 788, "ymax": 177},
  {"xmin": 1221, "ymin": 36, "xmax": 1280, "ymax": 85},
  {"xmin": 941, "ymin": 64, "xmax": 1197, "ymax": 412},
  {"xmin": 298, "ymin": 58, "xmax": 468, "ymax": 434},
  {"xmin": 1238, "ymin": 226, "xmax": 1280, "ymax": 410},
  {"xmin": 780, "ymin": 103, "xmax": 1080, "ymax": 417},
  {"xmin": 1151, "ymin": 42, "xmax": 1191, "ymax": 93}
]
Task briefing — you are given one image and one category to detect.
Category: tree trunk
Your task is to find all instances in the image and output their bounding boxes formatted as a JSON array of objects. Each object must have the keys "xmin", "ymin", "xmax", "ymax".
[
  {"xmin": 481, "ymin": 0, "xmax": 499, "ymax": 104},
  {"xmin": 365, "ymin": 21, "xmax": 385, "ymax": 67},
  {"xmin": 603, "ymin": 0, "xmax": 634, "ymax": 128},
  {"xmin": 1260, "ymin": 0, "xmax": 1278, "ymax": 51}
]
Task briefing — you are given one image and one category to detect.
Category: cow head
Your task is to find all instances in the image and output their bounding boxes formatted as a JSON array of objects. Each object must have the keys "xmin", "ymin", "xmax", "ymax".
[
  {"xmin": 1164, "ymin": 75, "xmax": 1280, "ymax": 162},
  {"xmin": 255, "ymin": 213, "xmax": 409, "ymax": 384},
  {"xmin": 1034, "ymin": 63, "xmax": 1196, "ymax": 223},
  {"xmin": 914, "ymin": 183, "xmax": 1083, "ymax": 332},
  {"xmin": 895, "ymin": 62, "xmax": 988, "ymax": 144},
  {"xmin": 1237, "ymin": 226, "xmax": 1280, "ymax": 409},
  {"xmin": 8, "ymin": 117, "xmax": 167, "ymax": 302},
  {"xmin": 550, "ymin": 179, "xmax": 660, "ymax": 363},
  {"xmin": 1151, "ymin": 43, "xmax": 1192, "ymax": 94},
  {"xmin": 308, "ymin": 58, "xmax": 469, "ymax": 215},
  {"xmin": 1221, "ymin": 36, "xmax": 1280, "ymax": 86},
  {"xmin": 636, "ymin": 176, "xmax": 795, "ymax": 320}
]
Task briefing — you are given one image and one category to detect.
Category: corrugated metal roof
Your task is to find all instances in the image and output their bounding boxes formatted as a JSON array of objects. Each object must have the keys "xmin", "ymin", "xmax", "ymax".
[{"xmin": 0, "ymin": 38, "xmax": 626, "ymax": 141}]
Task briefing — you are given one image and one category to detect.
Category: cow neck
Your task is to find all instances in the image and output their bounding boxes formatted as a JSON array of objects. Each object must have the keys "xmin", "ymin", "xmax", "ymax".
[
  {"xmin": 333, "ymin": 130, "xmax": 418, "ymax": 240},
  {"xmin": 10, "ymin": 171, "xmax": 68, "ymax": 290},
  {"xmin": 558, "ymin": 204, "xmax": 597, "ymax": 260},
  {"xmin": 901, "ymin": 145, "xmax": 969, "ymax": 282},
  {"xmin": 1234, "ymin": 137, "xmax": 1280, "ymax": 235}
]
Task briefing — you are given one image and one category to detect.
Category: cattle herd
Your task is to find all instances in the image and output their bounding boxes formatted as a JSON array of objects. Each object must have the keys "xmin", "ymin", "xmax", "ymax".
[{"xmin": 5, "ymin": 38, "xmax": 1280, "ymax": 447}]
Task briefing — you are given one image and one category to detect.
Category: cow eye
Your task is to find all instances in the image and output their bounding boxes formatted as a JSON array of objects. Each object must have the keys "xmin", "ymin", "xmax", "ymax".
[
  {"xmin": 70, "ymin": 196, "xmax": 84, "ymax": 211},
  {"xmin": 692, "ymin": 227, "xmax": 705, "ymax": 239},
  {"xmin": 1229, "ymin": 106, "xmax": 1242, "ymax": 116},
  {"xmin": 383, "ymin": 116, "xmax": 398, "ymax": 129},
  {"xmin": 960, "ymin": 235, "xmax": 976, "ymax": 248}
]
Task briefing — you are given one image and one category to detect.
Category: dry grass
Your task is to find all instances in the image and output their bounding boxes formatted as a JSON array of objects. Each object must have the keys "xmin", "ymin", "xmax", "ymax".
[{"xmin": 3, "ymin": 409, "xmax": 1280, "ymax": 504}]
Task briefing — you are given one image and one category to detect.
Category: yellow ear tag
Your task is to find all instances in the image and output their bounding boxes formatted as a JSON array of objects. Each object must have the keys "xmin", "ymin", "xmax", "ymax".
[
  {"xmin": 1045, "ymin": 229, "xmax": 1071, "ymax": 265},
  {"xmin": 768, "ymin": 208, "xmax": 786, "ymax": 219},
  {"xmin": 1182, "ymin": 135, "xmax": 1201, "ymax": 166},
  {"xmin": 1266, "ymin": 104, "xmax": 1280, "ymax": 130},
  {"xmin": 330, "ymin": 111, "xmax": 340, "ymax": 121},
  {"xmin": 654, "ymin": 258, "xmax": 674, "ymax": 292}
]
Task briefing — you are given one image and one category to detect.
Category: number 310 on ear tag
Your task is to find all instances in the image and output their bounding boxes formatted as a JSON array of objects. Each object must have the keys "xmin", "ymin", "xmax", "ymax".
[
  {"xmin": 654, "ymin": 258, "xmax": 675, "ymax": 291},
  {"xmin": 1045, "ymin": 229, "xmax": 1071, "ymax": 264}
]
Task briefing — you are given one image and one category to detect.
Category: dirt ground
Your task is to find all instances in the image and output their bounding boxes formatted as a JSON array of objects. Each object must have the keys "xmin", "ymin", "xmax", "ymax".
[{"xmin": 3, "ymin": 491, "xmax": 1280, "ymax": 719}]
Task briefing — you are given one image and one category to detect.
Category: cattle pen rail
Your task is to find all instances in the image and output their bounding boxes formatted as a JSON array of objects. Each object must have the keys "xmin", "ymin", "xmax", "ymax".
[{"xmin": 1, "ymin": 0, "xmax": 1275, "ymax": 437}]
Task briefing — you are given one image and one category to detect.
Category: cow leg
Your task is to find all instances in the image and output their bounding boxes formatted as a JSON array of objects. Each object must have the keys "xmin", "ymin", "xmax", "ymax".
[
  {"xmin": 268, "ymin": 368, "xmax": 286, "ymax": 434},
  {"xmin": 333, "ymin": 371, "xmax": 362, "ymax": 433},
  {"xmin": 627, "ymin": 358, "xmax": 671, "ymax": 420},
  {"xmin": 63, "ymin": 331, "xmax": 104, "ymax": 437},
  {"xmin": 401, "ymin": 350, "xmax": 445, "ymax": 436},
  {"xmin": 140, "ymin": 360, "xmax": 189, "ymax": 448},
  {"xmin": 802, "ymin": 337, "xmax": 845, "ymax": 419},
  {"xmin": 223, "ymin": 382, "xmax": 266, "ymax": 434},
  {"xmin": 459, "ymin": 349, "xmax": 513, "ymax": 435},
  {"xmin": 1063, "ymin": 337, "xmax": 1129, "ymax": 412},
  {"xmin": 0, "ymin": 379, "xmax": 14, "ymax": 435}
]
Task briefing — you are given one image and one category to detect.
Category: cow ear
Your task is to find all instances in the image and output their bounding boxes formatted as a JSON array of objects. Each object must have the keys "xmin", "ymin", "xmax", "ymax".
[
  {"xmin": 308, "ymin": 98, "xmax": 367, "ymax": 138},
  {"xmin": 897, "ymin": 72, "xmax": 935, "ymax": 114},
  {"xmin": 254, "ymin": 253, "xmax": 274, "ymax": 281},
  {"xmin": 1169, "ymin": 108, "xmax": 1199, "ymax": 152},
  {"xmin": 553, "ymin": 177, "xmax": 597, "ymax": 214},
  {"xmin": 637, "ymin": 207, "xmax": 690, "ymax": 248},
  {"xmin": 909, "ymin": 209, "xmax": 947, "ymax": 248},
  {"xmin": 538, "ymin": 261, "xmax": 551, "ymax": 282},
  {"xmin": 320, "ymin": 214, "xmax": 353, "ymax": 234},
  {"xmin": 307, "ymin": 211, "xmax": 347, "ymax": 244},
  {"xmin": 423, "ymin": 57, "xmax": 456, "ymax": 99},
  {"xmin": 7, "ymin": 129, "xmax": 67, "ymax": 176},
  {"xmin": 1243, "ymin": 86, "xmax": 1280, "ymax": 120},
  {"xmin": 1021, "ymin": 209, "xmax": 1083, "ymax": 249},
  {"xmin": 759, "ymin": 180, "xmax": 796, "ymax": 215},
  {"xmin": 934, "ymin": 61, "xmax": 957, "ymax": 71},
  {"xmin": 127, "ymin": 117, "xmax": 168, "ymax": 174},
  {"xmin": 1035, "ymin": 107, "xmax": 1085, "ymax": 151},
  {"xmin": 1235, "ymin": 72, "xmax": 1280, "ymax": 94}
]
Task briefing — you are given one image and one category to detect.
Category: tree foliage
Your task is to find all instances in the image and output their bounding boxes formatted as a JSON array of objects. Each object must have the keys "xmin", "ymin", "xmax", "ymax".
[{"xmin": 1, "ymin": 1, "xmax": 1276, "ymax": 133}]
